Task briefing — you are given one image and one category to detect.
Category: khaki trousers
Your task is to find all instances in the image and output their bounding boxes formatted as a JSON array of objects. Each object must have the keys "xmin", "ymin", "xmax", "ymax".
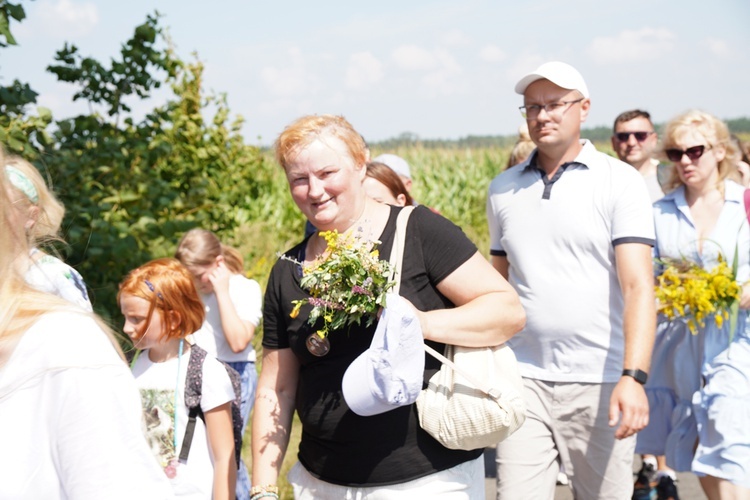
[{"xmin": 496, "ymin": 378, "xmax": 636, "ymax": 500}]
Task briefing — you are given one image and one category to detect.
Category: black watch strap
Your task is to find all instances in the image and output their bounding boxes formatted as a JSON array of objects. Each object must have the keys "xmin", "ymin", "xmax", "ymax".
[{"xmin": 622, "ymin": 368, "xmax": 648, "ymax": 385}]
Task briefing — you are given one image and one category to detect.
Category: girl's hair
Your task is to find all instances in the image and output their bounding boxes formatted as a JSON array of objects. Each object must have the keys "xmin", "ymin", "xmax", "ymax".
[
  {"xmin": 175, "ymin": 228, "xmax": 244, "ymax": 274},
  {"xmin": 366, "ymin": 162, "xmax": 415, "ymax": 206},
  {"xmin": 4, "ymin": 155, "xmax": 65, "ymax": 246},
  {"xmin": 275, "ymin": 114, "xmax": 369, "ymax": 172},
  {"xmin": 117, "ymin": 258, "xmax": 205, "ymax": 343},
  {"xmin": 506, "ymin": 123, "xmax": 536, "ymax": 169},
  {"xmin": 661, "ymin": 109, "xmax": 741, "ymax": 191},
  {"xmin": 0, "ymin": 148, "xmax": 122, "ymax": 358}
]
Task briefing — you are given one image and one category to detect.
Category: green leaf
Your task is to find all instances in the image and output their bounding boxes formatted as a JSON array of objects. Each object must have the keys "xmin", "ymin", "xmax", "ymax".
[
  {"xmin": 37, "ymin": 106, "xmax": 52, "ymax": 120},
  {"xmin": 728, "ymin": 300, "xmax": 739, "ymax": 345}
]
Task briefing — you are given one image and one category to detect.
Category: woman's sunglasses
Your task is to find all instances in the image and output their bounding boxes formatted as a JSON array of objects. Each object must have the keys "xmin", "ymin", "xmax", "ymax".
[{"xmin": 665, "ymin": 145, "xmax": 711, "ymax": 163}]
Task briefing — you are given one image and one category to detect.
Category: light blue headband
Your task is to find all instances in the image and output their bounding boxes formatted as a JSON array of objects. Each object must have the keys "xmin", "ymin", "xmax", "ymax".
[{"xmin": 5, "ymin": 165, "xmax": 39, "ymax": 204}]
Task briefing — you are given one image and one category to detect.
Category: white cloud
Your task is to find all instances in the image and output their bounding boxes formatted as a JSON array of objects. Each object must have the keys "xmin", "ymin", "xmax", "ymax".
[
  {"xmin": 705, "ymin": 37, "xmax": 732, "ymax": 59},
  {"xmin": 260, "ymin": 66, "xmax": 309, "ymax": 98},
  {"xmin": 506, "ymin": 54, "xmax": 547, "ymax": 83},
  {"xmin": 22, "ymin": 0, "xmax": 99, "ymax": 39},
  {"xmin": 392, "ymin": 45, "xmax": 438, "ymax": 71},
  {"xmin": 479, "ymin": 44, "xmax": 507, "ymax": 63},
  {"xmin": 422, "ymin": 50, "xmax": 465, "ymax": 97},
  {"xmin": 586, "ymin": 27, "xmax": 676, "ymax": 64},
  {"xmin": 391, "ymin": 45, "xmax": 465, "ymax": 98},
  {"xmin": 441, "ymin": 29, "xmax": 471, "ymax": 47},
  {"xmin": 260, "ymin": 47, "xmax": 320, "ymax": 98},
  {"xmin": 345, "ymin": 52, "xmax": 384, "ymax": 90}
]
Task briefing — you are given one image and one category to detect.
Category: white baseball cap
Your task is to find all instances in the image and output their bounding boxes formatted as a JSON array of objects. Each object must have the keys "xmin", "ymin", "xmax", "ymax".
[
  {"xmin": 372, "ymin": 153, "xmax": 412, "ymax": 180},
  {"xmin": 342, "ymin": 294, "xmax": 425, "ymax": 417},
  {"xmin": 514, "ymin": 61, "xmax": 589, "ymax": 98}
]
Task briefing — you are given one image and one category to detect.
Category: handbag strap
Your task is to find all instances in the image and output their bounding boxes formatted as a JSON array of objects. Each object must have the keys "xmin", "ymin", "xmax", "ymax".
[
  {"xmin": 423, "ymin": 343, "xmax": 499, "ymax": 400},
  {"xmin": 388, "ymin": 205, "xmax": 415, "ymax": 295},
  {"xmin": 387, "ymin": 206, "xmax": 500, "ymax": 401}
]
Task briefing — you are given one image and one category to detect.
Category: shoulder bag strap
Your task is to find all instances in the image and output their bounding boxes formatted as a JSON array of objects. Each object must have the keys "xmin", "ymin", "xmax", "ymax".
[
  {"xmin": 388, "ymin": 206, "xmax": 415, "ymax": 296},
  {"xmin": 423, "ymin": 343, "xmax": 498, "ymax": 399},
  {"xmin": 744, "ymin": 189, "xmax": 750, "ymax": 225},
  {"xmin": 387, "ymin": 205, "xmax": 495, "ymax": 397}
]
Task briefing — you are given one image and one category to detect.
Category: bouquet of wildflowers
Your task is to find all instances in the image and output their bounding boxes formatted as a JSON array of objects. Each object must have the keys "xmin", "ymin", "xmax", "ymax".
[
  {"xmin": 289, "ymin": 229, "xmax": 395, "ymax": 340},
  {"xmin": 655, "ymin": 255, "xmax": 741, "ymax": 335}
]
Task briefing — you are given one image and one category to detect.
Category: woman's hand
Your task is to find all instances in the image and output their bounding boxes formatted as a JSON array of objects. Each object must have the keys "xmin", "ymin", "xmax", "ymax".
[{"xmin": 208, "ymin": 261, "xmax": 232, "ymax": 296}]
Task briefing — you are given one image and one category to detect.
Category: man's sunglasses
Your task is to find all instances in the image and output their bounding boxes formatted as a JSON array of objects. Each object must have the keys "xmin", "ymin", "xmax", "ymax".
[
  {"xmin": 665, "ymin": 145, "xmax": 711, "ymax": 163},
  {"xmin": 614, "ymin": 131, "xmax": 654, "ymax": 142}
]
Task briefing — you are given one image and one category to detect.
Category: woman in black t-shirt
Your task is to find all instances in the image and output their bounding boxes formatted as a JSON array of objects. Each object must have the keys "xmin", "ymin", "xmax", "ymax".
[{"xmin": 251, "ymin": 114, "xmax": 525, "ymax": 498}]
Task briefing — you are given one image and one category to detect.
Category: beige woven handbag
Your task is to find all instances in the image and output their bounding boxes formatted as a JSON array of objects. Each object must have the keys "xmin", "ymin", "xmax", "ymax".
[
  {"xmin": 388, "ymin": 205, "xmax": 526, "ymax": 451},
  {"xmin": 416, "ymin": 343, "xmax": 526, "ymax": 450}
]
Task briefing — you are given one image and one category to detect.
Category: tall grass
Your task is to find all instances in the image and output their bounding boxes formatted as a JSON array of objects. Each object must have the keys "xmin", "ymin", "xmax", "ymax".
[{"xmin": 379, "ymin": 146, "xmax": 510, "ymax": 256}]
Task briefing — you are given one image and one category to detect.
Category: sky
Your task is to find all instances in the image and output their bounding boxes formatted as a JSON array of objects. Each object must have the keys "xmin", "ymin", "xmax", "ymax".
[{"xmin": 2, "ymin": 0, "xmax": 749, "ymax": 146}]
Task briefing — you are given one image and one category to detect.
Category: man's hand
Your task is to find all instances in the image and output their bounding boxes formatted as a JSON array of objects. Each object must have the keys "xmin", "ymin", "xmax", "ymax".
[{"xmin": 608, "ymin": 376, "xmax": 649, "ymax": 439}]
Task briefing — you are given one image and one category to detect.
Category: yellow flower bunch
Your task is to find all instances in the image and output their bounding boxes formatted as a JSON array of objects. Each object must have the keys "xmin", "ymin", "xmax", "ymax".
[
  {"xmin": 289, "ymin": 229, "xmax": 395, "ymax": 339},
  {"xmin": 655, "ymin": 256, "xmax": 741, "ymax": 334}
]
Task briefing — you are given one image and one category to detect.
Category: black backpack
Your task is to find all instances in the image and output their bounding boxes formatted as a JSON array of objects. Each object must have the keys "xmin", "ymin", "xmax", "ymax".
[{"xmin": 178, "ymin": 344, "xmax": 243, "ymax": 470}]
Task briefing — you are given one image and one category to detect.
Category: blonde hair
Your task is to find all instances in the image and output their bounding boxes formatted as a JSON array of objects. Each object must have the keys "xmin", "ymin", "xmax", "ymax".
[
  {"xmin": 117, "ymin": 258, "xmax": 205, "ymax": 343},
  {"xmin": 275, "ymin": 114, "xmax": 368, "ymax": 172},
  {"xmin": 661, "ymin": 110, "xmax": 741, "ymax": 192},
  {"xmin": 0, "ymin": 148, "xmax": 122, "ymax": 361},
  {"xmin": 507, "ymin": 123, "xmax": 536, "ymax": 169},
  {"xmin": 175, "ymin": 228, "xmax": 244, "ymax": 274},
  {"xmin": 4, "ymin": 156, "xmax": 65, "ymax": 246}
]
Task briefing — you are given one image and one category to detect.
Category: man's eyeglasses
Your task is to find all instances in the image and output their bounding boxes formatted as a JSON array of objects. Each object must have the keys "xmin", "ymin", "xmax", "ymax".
[
  {"xmin": 519, "ymin": 98, "xmax": 584, "ymax": 119},
  {"xmin": 614, "ymin": 131, "xmax": 654, "ymax": 142},
  {"xmin": 665, "ymin": 145, "xmax": 712, "ymax": 163}
]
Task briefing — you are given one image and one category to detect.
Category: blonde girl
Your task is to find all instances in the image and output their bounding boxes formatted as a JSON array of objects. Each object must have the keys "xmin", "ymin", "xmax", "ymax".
[
  {"xmin": 4, "ymin": 155, "xmax": 91, "ymax": 310},
  {"xmin": 175, "ymin": 229, "xmax": 262, "ymax": 499},
  {"xmin": 119, "ymin": 258, "xmax": 237, "ymax": 500},
  {"xmin": 0, "ymin": 149, "xmax": 171, "ymax": 499}
]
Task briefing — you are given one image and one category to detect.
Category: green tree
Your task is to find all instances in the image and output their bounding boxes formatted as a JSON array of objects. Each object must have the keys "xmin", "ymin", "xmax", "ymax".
[
  {"xmin": 0, "ymin": 1, "xmax": 53, "ymax": 158},
  {"xmin": 40, "ymin": 16, "xmax": 267, "ymax": 322}
]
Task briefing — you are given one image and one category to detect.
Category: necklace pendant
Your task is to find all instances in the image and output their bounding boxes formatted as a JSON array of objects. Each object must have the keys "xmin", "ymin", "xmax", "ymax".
[{"xmin": 306, "ymin": 333, "xmax": 330, "ymax": 356}]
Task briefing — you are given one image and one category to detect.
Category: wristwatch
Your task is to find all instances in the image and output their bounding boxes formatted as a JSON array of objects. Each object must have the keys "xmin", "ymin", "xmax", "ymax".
[{"xmin": 622, "ymin": 368, "xmax": 648, "ymax": 385}]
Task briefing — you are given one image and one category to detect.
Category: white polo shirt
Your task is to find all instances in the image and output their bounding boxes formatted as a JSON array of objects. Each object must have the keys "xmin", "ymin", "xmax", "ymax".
[{"xmin": 487, "ymin": 140, "xmax": 655, "ymax": 383}]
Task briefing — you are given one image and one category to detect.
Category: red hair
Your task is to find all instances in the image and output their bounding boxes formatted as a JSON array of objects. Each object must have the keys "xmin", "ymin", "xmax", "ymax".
[
  {"xmin": 275, "ymin": 114, "xmax": 368, "ymax": 171},
  {"xmin": 117, "ymin": 258, "xmax": 205, "ymax": 342}
]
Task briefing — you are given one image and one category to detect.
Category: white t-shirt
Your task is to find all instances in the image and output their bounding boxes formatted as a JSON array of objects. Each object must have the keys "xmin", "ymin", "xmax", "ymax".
[
  {"xmin": 193, "ymin": 274, "xmax": 262, "ymax": 362},
  {"xmin": 487, "ymin": 140, "xmax": 655, "ymax": 383},
  {"xmin": 132, "ymin": 345, "xmax": 234, "ymax": 500},
  {"xmin": 0, "ymin": 311, "xmax": 172, "ymax": 500}
]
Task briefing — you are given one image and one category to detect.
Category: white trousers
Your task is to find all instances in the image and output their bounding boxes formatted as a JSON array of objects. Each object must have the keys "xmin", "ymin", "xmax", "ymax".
[{"xmin": 288, "ymin": 455, "xmax": 485, "ymax": 499}]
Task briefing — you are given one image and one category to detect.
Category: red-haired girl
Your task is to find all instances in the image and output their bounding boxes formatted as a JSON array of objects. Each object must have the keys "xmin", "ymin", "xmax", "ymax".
[{"xmin": 119, "ymin": 258, "xmax": 237, "ymax": 500}]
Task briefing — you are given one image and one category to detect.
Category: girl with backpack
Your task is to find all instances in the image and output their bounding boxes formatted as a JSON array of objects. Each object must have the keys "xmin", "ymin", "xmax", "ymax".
[
  {"xmin": 175, "ymin": 229, "xmax": 262, "ymax": 499},
  {"xmin": 119, "ymin": 258, "xmax": 237, "ymax": 500}
]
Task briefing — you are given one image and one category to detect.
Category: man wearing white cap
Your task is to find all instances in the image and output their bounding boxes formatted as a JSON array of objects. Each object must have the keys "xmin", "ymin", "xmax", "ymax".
[{"xmin": 487, "ymin": 61, "xmax": 656, "ymax": 499}]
